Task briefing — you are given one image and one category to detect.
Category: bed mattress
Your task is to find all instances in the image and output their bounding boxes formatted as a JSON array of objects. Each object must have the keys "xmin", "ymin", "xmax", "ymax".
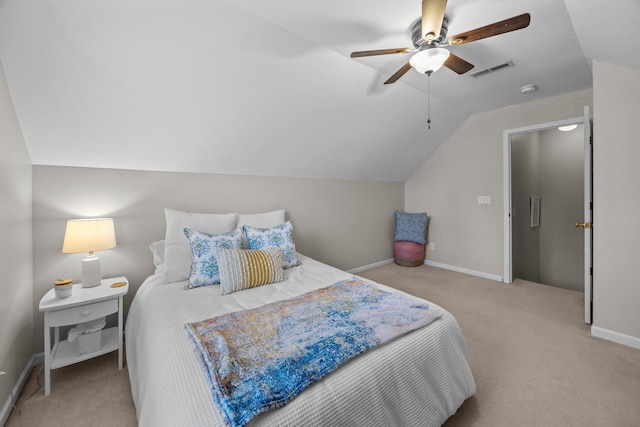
[{"xmin": 126, "ymin": 254, "xmax": 475, "ymax": 426}]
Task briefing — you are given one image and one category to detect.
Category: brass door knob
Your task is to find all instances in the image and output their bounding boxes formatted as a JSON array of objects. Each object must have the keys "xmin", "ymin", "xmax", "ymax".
[{"xmin": 575, "ymin": 222, "xmax": 592, "ymax": 229}]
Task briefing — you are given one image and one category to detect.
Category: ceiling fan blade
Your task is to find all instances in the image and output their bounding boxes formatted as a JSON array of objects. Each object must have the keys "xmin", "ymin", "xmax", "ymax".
[
  {"xmin": 448, "ymin": 13, "xmax": 531, "ymax": 45},
  {"xmin": 444, "ymin": 52, "xmax": 474, "ymax": 74},
  {"xmin": 384, "ymin": 62, "xmax": 412, "ymax": 85},
  {"xmin": 350, "ymin": 48, "xmax": 411, "ymax": 58},
  {"xmin": 422, "ymin": 0, "xmax": 447, "ymax": 43}
]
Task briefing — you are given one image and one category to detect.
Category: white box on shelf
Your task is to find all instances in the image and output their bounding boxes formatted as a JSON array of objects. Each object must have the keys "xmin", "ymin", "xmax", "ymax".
[{"xmin": 77, "ymin": 330, "xmax": 102, "ymax": 356}]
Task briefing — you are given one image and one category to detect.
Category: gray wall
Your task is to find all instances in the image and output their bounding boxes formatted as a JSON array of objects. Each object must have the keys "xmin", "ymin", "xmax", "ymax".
[
  {"xmin": 0, "ymin": 61, "xmax": 33, "ymax": 411},
  {"xmin": 32, "ymin": 166, "xmax": 404, "ymax": 352},
  {"xmin": 593, "ymin": 61, "xmax": 640, "ymax": 341},
  {"xmin": 512, "ymin": 127, "xmax": 584, "ymax": 291},
  {"xmin": 405, "ymin": 89, "xmax": 593, "ymax": 277}
]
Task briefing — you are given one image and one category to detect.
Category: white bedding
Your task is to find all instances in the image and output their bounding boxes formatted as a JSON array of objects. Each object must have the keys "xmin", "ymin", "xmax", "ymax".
[{"xmin": 126, "ymin": 254, "xmax": 475, "ymax": 426}]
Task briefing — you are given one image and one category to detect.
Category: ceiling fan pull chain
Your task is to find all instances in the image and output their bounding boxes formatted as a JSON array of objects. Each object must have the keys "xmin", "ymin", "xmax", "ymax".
[{"xmin": 427, "ymin": 71, "xmax": 432, "ymax": 129}]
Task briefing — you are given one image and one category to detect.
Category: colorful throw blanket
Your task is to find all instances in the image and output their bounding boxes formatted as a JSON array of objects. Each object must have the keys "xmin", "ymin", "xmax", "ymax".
[{"xmin": 185, "ymin": 278, "xmax": 443, "ymax": 427}]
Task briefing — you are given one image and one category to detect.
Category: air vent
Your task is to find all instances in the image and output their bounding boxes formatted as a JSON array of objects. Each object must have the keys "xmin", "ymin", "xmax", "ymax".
[{"xmin": 470, "ymin": 61, "xmax": 515, "ymax": 78}]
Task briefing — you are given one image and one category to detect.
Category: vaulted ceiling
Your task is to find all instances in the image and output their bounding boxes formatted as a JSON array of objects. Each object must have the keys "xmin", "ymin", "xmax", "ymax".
[{"xmin": 1, "ymin": 0, "xmax": 638, "ymax": 181}]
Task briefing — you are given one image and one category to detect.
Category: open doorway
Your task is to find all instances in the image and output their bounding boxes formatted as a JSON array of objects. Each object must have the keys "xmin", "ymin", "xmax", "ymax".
[
  {"xmin": 510, "ymin": 126, "xmax": 584, "ymax": 291},
  {"xmin": 503, "ymin": 108, "xmax": 593, "ymax": 323}
]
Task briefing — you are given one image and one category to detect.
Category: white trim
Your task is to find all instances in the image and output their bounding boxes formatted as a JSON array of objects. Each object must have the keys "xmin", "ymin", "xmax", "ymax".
[
  {"xmin": 348, "ymin": 258, "xmax": 394, "ymax": 274},
  {"xmin": 591, "ymin": 327, "xmax": 640, "ymax": 350},
  {"xmin": 34, "ymin": 353, "xmax": 44, "ymax": 366},
  {"xmin": 503, "ymin": 117, "xmax": 584, "ymax": 136},
  {"xmin": 0, "ymin": 353, "xmax": 44, "ymax": 426},
  {"xmin": 583, "ymin": 106, "xmax": 593, "ymax": 325},
  {"xmin": 424, "ymin": 260, "xmax": 503, "ymax": 282},
  {"xmin": 503, "ymin": 130, "xmax": 512, "ymax": 282}
]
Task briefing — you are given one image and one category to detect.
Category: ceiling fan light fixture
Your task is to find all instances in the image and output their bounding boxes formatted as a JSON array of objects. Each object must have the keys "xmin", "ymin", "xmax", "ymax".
[{"xmin": 410, "ymin": 47, "xmax": 450, "ymax": 74}]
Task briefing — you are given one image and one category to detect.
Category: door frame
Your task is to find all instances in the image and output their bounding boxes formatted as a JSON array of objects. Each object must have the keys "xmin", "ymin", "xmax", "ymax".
[{"xmin": 503, "ymin": 113, "xmax": 592, "ymax": 322}]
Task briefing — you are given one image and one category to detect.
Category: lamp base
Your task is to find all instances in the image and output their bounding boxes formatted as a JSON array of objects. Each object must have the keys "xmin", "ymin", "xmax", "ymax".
[{"xmin": 81, "ymin": 255, "xmax": 102, "ymax": 287}]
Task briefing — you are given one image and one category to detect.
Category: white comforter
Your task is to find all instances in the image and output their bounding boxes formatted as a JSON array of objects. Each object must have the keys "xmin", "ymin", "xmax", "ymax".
[{"xmin": 126, "ymin": 254, "xmax": 475, "ymax": 426}]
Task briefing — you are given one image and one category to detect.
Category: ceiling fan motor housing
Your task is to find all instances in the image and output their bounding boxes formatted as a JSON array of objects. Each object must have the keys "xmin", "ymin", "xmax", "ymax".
[{"xmin": 412, "ymin": 16, "xmax": 449, "ymax": 49}]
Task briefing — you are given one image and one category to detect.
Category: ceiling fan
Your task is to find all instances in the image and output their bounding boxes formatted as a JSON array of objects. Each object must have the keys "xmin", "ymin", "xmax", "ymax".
[{"xmin": 351, "ymin": 0, "xmax": 531, "ymax": 84}]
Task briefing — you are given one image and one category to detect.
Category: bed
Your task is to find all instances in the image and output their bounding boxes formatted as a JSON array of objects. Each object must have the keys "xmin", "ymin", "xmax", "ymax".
[{"xmin": 125, "ymin": 210, "xmax": 475, "ymax": 426}]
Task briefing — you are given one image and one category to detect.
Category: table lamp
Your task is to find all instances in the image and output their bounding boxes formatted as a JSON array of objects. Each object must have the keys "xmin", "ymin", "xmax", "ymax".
[{"xmin": 62, "ymin": 218, "xmax": 116, "ymax": 287}]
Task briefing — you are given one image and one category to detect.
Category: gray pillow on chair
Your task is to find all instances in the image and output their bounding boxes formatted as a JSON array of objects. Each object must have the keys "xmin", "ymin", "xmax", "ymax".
[{"xmin": 394, "ymin": 211, "xmax": 429, "ymax": 245}]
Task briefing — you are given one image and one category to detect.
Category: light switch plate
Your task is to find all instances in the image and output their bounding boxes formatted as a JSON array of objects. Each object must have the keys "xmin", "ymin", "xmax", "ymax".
[{"xmin": 478, "ymin": 196, "xmax": 491, "ymax": 204}]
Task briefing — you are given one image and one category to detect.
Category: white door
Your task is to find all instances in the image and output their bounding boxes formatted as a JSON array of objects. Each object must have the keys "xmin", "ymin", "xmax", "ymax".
[{"xmin": 580, "ymin": 106, "xmax": 593, "ymax": 324}]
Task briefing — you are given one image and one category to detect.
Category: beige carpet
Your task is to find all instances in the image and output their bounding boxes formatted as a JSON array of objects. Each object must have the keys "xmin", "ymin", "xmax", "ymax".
[
  {"xmin": 6, "ymin": 351, "xmax": 136, "ymax": 427},
  {"xmin": 7, "ymin": 264, "xmax": 640, "ymax": 426},
  {"xmin": 360, "ymin": 264, "xmax": 640, "ymax": 427}
]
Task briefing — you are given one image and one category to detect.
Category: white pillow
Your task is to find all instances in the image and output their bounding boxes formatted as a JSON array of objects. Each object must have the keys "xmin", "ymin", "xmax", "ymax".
[
  {"xmin": 236, "ymin": 209, "xmax": 285, "ymax": 228},
  {"xmin": 149, "ymin": 240, "xmax": 165, "ymax": 274},
  {"xmin": 149, "ymin": 240, "xmax": 165, "ymax": 266},
  {"xmin": 162, "ymin": 209, "xmax": 237, "ymax": 284}
]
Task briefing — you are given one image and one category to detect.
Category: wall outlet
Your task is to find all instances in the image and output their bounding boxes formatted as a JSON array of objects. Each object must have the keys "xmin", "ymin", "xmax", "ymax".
[
  {"xmin": 478, "ymin": 195, "xmax": 491, "ymax": 205},
  {"xmin": 0, "ymin": 371, "xmax": 6, "ymax": 377},
  {"xmin": 428, "ymin": 242, "xmax": 435, "ymax": 250}
]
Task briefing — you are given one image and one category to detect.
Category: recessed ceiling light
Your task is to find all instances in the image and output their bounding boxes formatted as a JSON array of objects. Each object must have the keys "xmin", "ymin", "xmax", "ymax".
[{"xmin": 558, "ymin": 124, "xmax": 578, "ymax": 132}]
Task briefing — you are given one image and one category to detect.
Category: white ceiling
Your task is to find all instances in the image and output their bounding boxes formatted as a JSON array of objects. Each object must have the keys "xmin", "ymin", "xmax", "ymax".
[{"xmin": 0, "ymin": 0, "xmax": 638, "ymax": 181}]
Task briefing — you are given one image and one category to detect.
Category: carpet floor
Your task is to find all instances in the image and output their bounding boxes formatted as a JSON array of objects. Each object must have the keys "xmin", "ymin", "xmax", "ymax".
[{"xmin": 6, "ymin": 263, "xmax": 640, "ymax": 426}]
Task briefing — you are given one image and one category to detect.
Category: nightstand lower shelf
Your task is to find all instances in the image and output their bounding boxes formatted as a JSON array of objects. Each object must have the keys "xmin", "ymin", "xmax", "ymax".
[{"xmin": 50, "ymin": 327, "xmax": 119, "ymax": 369}]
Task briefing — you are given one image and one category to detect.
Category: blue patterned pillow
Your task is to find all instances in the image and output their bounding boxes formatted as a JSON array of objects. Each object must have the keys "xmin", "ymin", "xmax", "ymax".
[
  {"xmin": 242, "ymin": 221, "xmax": 299, "ymax": 269},
  {"xmin": 394, "ymin": 211, "xmax": 429, "ymax": 245},
  {"xmin": 183, "ymin": 228, "xmax": 243, "ymax": 289}
]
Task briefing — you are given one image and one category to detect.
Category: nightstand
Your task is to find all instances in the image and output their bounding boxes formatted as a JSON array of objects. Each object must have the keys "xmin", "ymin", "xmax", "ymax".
[{"xmin": 39, "ymin": 277, "xmax": 129, "ymax": 396}]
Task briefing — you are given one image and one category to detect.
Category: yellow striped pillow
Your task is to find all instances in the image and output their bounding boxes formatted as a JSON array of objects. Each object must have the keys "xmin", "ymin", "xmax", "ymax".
[{"xmin": 216, "ymin": 248, "xmax": 285, "ymax": 295}]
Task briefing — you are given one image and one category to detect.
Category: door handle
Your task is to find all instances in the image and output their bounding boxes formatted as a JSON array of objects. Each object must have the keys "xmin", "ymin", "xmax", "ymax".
[{"xmin": 575, "ymin": 222, "xmax": 592, "ymax": 229}]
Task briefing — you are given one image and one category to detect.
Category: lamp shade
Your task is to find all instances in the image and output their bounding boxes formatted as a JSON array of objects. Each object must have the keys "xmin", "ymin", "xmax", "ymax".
[
  {"xmin": 410, "ymin": 47, "xmax": 451, "ymax": 74},
  {"xmin": 62, "ymin": 218, "xmax": 116, "ymax": 254}
]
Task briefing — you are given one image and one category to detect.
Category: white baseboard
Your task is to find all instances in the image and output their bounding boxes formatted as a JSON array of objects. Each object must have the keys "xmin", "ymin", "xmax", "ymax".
[
  {"xmin": 348, "ymin": 258, "xmax": 503, "ymax": 283},
  {"xmin": 348, "ymin": 258, "xmax": 394, "ymax": 274},
  {"xmin": 591, "ymin": 326, "xmax": 640, "ymax": 350},
  {"xmin": 424, "ymin": 260, "xmax": 503, "ymax": 282},
  {"xmin": 0, "ymin": 353, "xmax": 43, "ymax": 427}
]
